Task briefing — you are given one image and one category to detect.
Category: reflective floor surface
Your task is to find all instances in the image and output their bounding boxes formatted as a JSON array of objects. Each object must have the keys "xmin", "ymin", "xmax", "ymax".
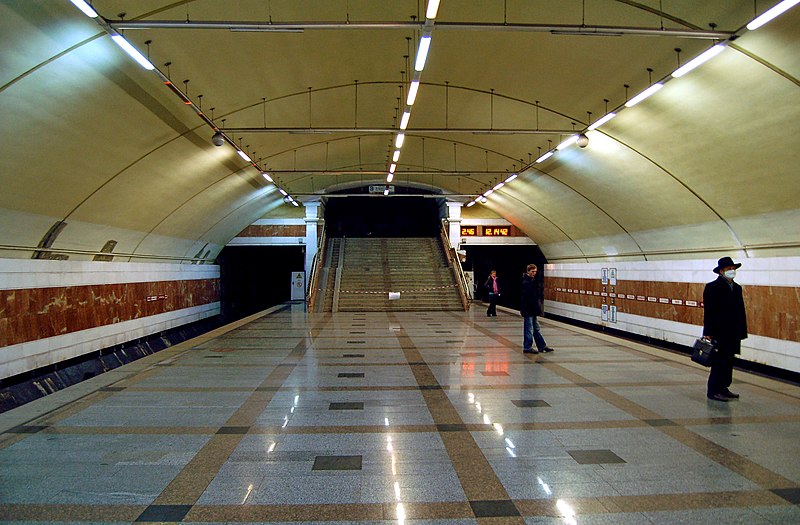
[{"xmin": 1, "ymin": 304, "xmax": 799, "ymax": 524}]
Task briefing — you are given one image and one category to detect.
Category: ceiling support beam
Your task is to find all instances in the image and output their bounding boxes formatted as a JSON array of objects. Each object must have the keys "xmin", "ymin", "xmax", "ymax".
[
  {"xmin": 110, "ymin": 20, "xmax": 731, "ymax": 39},
  {"xmin": 221, "ymin": 127, "xmax": 576, "ymax": 135}
]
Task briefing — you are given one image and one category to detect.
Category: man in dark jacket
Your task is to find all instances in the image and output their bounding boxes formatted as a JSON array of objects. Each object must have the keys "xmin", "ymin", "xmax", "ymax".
[
  {"xmin": 703, "ymin": 256, "xmax": 748, "ymax": 401},
  {"xmin": 520, "ymin": 264, "xmax": 554, "ymax": 354}
]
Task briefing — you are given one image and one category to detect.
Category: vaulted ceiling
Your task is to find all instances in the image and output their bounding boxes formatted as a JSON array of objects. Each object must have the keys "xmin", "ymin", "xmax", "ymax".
[{"xmin": 1, "ymin": 0, "xmax": 798, "ymax": 263}]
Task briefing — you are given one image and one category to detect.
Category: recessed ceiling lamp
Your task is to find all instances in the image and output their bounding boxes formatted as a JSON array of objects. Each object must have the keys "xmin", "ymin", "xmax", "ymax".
[
  {"xmin": 587, "ymin": 112, "xmax": 616, "ymax": 131},
  {"xmin": 407, "ymin": 81, "xmax": 420, "ymax": 106},
  {"xmin": 426, "ymin": 0, "xmax": 441, "ymax": 19},
  {"xmin": 400, "ymin": 111, "xmax": 411, "ymax": 130},
  {"xmin": 395, "ymin": 133, "xmax": 405, "ymax": 148},
  {"xmin": 672, "ymin": 44, "xmax": 726, "ymax": 78},
  {"xmin": 69, "ymin": 0, "xmax": 98, "ymax": 17},
  {"xmin": 110, "ymin": 35, "xmax": 155, "ymax": 70},
  {"xmin": 747, "ymin": 0, "xmax": 800, "ymax": 30},
  {"xmin": 414, "ymin": 36, "xmax": 432, "ymax": 71},
  {"xmin": 556, "ymin": 135, "xmax": 578, "ymax": 150},
  {"xmin": 625, "ymin": 83, "xmax": 663, "ymax": 107}
]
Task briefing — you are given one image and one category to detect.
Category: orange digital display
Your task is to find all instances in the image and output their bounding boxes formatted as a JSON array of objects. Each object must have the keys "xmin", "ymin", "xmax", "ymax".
[
  {"xmin": 484, "ymin": 227, "xmax": 510, "ymax": 236},
  {"xmin": 461, "ymin": 226, "xmax": 477, "ymax": 236}
]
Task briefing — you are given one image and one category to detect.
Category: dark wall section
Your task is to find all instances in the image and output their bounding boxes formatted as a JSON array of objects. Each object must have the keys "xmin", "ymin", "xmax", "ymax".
[
  {"xmin": 217, "ymin": 246, "xmax": 305, "ymax": 321},
  {"xmin": 462, "ymin": 244, "xmax": 547, "ymax": 311},
  {"xmin": 325, "ymin": 196, "xmax": 441, "ymax": 237}
]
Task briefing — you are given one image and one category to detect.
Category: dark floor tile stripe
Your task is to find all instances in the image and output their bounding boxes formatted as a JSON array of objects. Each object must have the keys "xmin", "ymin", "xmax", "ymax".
[
  {"xmin": 136, "ymin": 504, "xmax": 192, "ymax": 522},
  {"xmin": 469, "ymin": 499, "xmax": 521, "ymax": 517}
]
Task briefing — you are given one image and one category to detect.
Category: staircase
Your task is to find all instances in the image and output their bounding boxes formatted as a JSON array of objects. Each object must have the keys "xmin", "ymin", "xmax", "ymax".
[{"xmin": 319, "ymin": 237, "xmax": 465, "ymax": 312}]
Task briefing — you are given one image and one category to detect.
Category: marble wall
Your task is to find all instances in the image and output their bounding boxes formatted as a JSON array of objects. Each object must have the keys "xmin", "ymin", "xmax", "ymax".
[
  {"xmin": 543, "ymin": 257, "xmax": 800, "ymax": 373},
  {"xmin": 0, "ymin": 259, "xmax": 220, "ymax": 380}
]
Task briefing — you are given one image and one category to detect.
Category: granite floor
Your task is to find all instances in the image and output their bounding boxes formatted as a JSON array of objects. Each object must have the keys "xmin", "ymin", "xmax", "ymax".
[{"xmin": 1, "ymin": 304, "xmax": 799, "ymax": 524}]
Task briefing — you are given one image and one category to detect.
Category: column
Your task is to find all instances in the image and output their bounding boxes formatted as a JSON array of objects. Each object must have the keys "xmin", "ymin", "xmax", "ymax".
[
  {"xmin": 446, "ymin": 201, "xmax": 463, "ymax": 249},
  {"xmin": 303, "ymin": 200, "xmax": 322, "ymax": 278}
]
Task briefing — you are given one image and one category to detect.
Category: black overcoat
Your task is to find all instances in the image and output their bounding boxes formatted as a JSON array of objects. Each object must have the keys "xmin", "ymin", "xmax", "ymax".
[
  {"xmin": 702, "ymin": 275, "xmax": 748, "ymax": 354},
  {"xmin": 520, "ymin": 273, "xmax": 543, "ymax": 317}
]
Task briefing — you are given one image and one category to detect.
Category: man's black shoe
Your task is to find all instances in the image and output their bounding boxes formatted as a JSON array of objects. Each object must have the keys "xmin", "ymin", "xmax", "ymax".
[
  {"xmin": 707, "ymin": 393, "xmax": 730, "ymax": 402},
  {"xmin": 523, "ymin": 349, "xmax": 539, "ymax": 354},
  {"xmin": 541, "ymin": 347, "xmax": 555, "ymax": 353},
  {"xmin": 722, "ymin": 390, "xmax": 740, "ymax": 399}
]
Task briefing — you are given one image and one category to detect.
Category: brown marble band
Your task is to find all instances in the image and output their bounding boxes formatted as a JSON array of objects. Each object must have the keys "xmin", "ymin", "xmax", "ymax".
[
  {"xmin": 0, "ymin": 278, "xmax": 220, "ymax": 347},
  {"xmin": 545, "ymin": 277, "xmax": 800, "ymax": 342},
  {"xmin": 235, "ymin": 224, "xmax": 306, "ymax": 237}
]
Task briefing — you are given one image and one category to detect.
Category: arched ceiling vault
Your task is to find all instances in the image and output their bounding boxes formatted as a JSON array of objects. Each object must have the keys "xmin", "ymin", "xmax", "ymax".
[{"xmin": 0, "ymin": 0, "xmax": 798, "ymax": 263}]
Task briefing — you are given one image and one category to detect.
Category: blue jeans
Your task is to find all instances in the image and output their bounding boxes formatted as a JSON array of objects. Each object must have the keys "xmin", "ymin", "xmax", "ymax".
[{"xmin": 523, "ymin": 316, "xmax": 547, "ymax": 351}]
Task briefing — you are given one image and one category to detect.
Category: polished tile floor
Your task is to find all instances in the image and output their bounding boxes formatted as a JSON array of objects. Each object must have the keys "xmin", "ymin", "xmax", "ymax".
[{"xmin": 1, "ymin": 305, "xmax": 799, "ymax": 524}]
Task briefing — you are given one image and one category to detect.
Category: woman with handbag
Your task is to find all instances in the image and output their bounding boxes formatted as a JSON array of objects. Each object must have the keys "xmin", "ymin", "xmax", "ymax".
[{"xmin": 484, "ymin": 270, "xmax": 501, "ymax": 317}]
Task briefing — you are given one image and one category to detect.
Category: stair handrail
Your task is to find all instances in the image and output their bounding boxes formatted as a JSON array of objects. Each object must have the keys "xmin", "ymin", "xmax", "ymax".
[
  {"xmin": 306, "ymin": 226, "xmax": 328, "ymax": 310},
  {"xmin": 440, "ymin": 220, "xmax": 470, "ymax": 311}
]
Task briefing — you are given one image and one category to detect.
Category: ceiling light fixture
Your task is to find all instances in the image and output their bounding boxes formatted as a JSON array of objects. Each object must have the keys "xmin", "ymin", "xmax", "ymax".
[
  {"xmin": 389, "ymin": 163, "xmax": 397, "ymax": 173},
  {"xmin": 384, "ymin": 188, "xmax": 390, "ymax": 196},
  {"xmin": 505, "ymin": 174, "xmax": 518, "ymax": 183},
  {"xmin": 69, "ymin": 0, "xmax": 98, "ymax": 17},
  {"xmin": 110, "ymin": 35, "xmax": 155, "ymax": 70},
  {"xmin": 483, "ymin": 189, "xmax": 494, "ymax": 197},
  {"xmin": 747, "ymin": 0, "xmax": 800, "ymax": 30},
  {"xmin": 237, "ymin": 150, "xmax": 251, "ymax": 162},
  {"xmin": 587, "ymin": 112, "xmax": 616, "ymax": 131},
  {"xmin": 535, "ymin": 151, "xmax": 554, "ymax": 163},
  {"xmin": 556, "ymin": 135, "xmax": 578, "ymax": 150},
  {"xmin": 466, "ymin": 200, "xmax": 476, "ymax": 207},
  {"xmin": 671, "ymin": 44, "xmax": 726, "ymax": 78},
  {"xmin": 480, "ymin": 197, "xmax": 488, "ymax": 204},
  {"xmin": 400, "ymin": 111, "xmax": 411, "ymax": 130},
  {"xmin": 395, "ymin": 133, "xmax": 405, "ymax": 148},
  {"xmin": 576, "ymin": 133, "xmax": 589, "ymax": 148},
  {"xmin": 279, "ymin": 189, "xmax": 288, "ymax": 196},
  {"xmin": 387, "ymin": 173, "xmax": 394, "ymax": 182},
  {"xmin": 625, "ymin": 83, "xmax": 663, "ymax": 107},
  {"xmin": 262, "ymin": 172, "xmax": 273, "ymax": 182},
  {"xmin": 406, "ymin": 80, "xmax": 420, "ymax": 105},
  {"xmin": 414, "ymin": 36, "xmax": 432, "ymax": 71},
  {"xmin": 392, "ymin": 150, "xmax": 401, "ymax": 162},
  {"xmin": 426, "ymin": 0, "xmax": 441, "ymax": 19}
]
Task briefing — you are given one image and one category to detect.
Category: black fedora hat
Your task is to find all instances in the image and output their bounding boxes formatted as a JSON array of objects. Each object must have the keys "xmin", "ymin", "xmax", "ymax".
[{"xmin": 713, "ymin": 256, "xmax": 742, "ymax": 274}]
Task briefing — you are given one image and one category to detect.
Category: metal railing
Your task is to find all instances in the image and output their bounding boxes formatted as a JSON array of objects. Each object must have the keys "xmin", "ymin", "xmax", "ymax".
[
  {"xmin": 306, "ymin": 227, "xmax": 327, "ymax": 310},
  {"xmin": 440, "ymin": 221, "xmax": 470, "ymax": 311}
]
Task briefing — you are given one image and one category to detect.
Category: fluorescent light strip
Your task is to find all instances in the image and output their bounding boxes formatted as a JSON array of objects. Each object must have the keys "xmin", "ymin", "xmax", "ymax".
[
  {"xmin": 483, "ymin": 189, "xmax": 494, "ymax": 197},
  {"xmin": 625, "ymin": 83, "xmax": 663, "ymax": 107},
  {"xmin": 587, "ymin": 112, "xmax": 616, "ymax": 131},
  {"xmin": 291, "ymin": 200, "xmax": 299, "ymax": 206},
  {"xmin": 262, "ymin": 172, "xmax": 273, "ymax": 182},
  {"xmin": 493, "ymin": 182, "xmax": 505, "ymax": 191},
  {"xmin": 426, "ymin": 0, "xmax": 441, "ymax": 19},
  {"xmin": 466, "ymin": 201, "xmax": 476, "ymax": 207},
  {"xmin": 672, "ymin": 44, "xmax": 726, "ymax": 78},
  {"xmin": 556, "ymin": 135, "xmax": 578, "ymax": 150},
  {"xmin": 392, "ymin": 150, "xmax": 401, "ymax": 162},
  {"xmin": 237, "ymin": 150, "xmax": 251, "ymax": 161},
  {"xmin": 407, "ymin": 80, "xmax": 420, "ymax": 106},
  {"xmin": 747, "ymin": 0, "xmax": 800, "ymax": 30},
  {"xmin": 110, "ymin": 35, "xmax": 155, "ymax": 70},
  {"xmin": 535, "ymin": 151, "xmax": 554, "ymax": 163},
  {"xmin": 389, "ymin": 163, "xmax": 396, "ymax": 173},
  {"xmin": 70, "ymin": 0, "xmax": 99, "ymax": 17},
  {"xmin": 400, "ymin": 111, "xmax": 411, "ymax": 130},
  {"xmin": 505, "ymin": 174, "xmax": 518, "ymax": 183},
  {"xmin": 395, "ymin": 133, "xmax": 405, "ymax": 148},
  {"xmin": 279, "ymin": 189, "xmax": 288, "ymax": 196},
  {"xmin": 414, "ymin": 36, "xmax": 432, "ymax": 71},
  {"xmin": 387, "ymin": 173, "xmax": 394, "ymax": 182},
  {"xmin": 384, "ymin": 188, "xmax": 389, "ymax": 195}
]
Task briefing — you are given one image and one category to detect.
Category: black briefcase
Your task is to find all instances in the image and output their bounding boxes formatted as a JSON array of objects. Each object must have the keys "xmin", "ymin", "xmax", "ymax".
[{"xmin": 691, "ymin": 338, "xmax": 717, "ymax": 367}]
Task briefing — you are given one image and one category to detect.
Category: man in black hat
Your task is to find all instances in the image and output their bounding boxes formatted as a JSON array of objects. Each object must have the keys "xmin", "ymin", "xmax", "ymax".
[{"xmin": 702, "ymin": 256, "xmax": 748, "ymax": 401}]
